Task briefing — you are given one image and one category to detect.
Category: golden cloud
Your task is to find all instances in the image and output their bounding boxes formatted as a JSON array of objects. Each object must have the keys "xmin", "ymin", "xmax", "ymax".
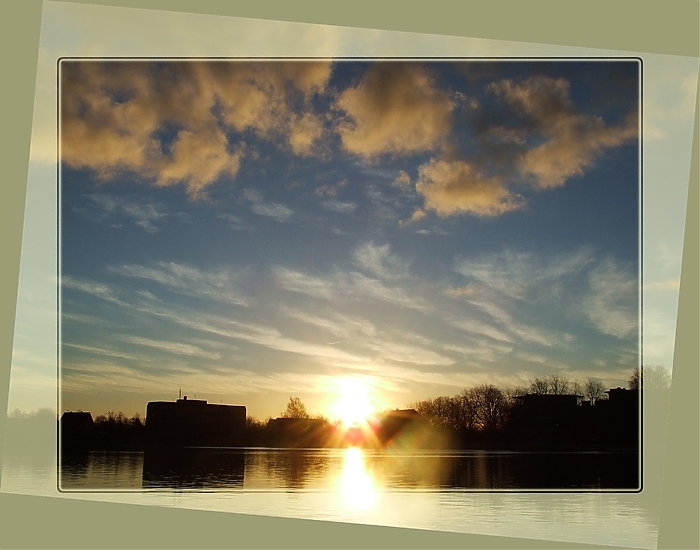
[
  {"xmin": 399, "ymin": 209, "xmax": 426, "ymax": 226},
  {"xmin": 336, "ymin": 63, "xmax": 454, "ymax": 158},
  {"xmin": 415, "ymin": 158, "xmax": 523, "ymax": 217},
  {"xmin": 489, "ymin": 76, "xmax": 638, "ymax": 189},
  {"xmin": 393, "ymin": 170, "xmax": 412, "ymax": 190},
  {"xmin": 60, "ymin": 61, "xmax": 333, "ymax": 196}
]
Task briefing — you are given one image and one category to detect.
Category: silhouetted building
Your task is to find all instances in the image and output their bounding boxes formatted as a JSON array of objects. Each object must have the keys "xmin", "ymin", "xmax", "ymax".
[
  {"xmin": 509, "ymin": 394, "xmax": 582, "ymax": 450},
  {"xmin": 513, "ymin": 393, "xmax": 579, "ymax": 410},
  {"xmin": 596, "ymin": 388, "xmax": 639, "ymax": 451},
  {"xmin": 60, "ymin": 411, "xmax": 95, "ymax": 452},
  {"xmin": 605, "ymin": 387, "xmax": 639, "ymax": 406},
  {"xmin": 146, "ymin": 397, "xmax": 245, "ymax": 448}
]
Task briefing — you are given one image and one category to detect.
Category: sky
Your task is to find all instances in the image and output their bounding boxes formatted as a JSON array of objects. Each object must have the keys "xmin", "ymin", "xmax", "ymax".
[{"xmin": 56, "ymin": 59, "xmax": 641, "ymax": 421}]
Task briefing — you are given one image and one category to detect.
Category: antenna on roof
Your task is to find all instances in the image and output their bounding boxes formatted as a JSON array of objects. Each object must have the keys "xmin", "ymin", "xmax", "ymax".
[{"xmin": 179, "ymin": 386, "xmax": 182, "ymax": 400}]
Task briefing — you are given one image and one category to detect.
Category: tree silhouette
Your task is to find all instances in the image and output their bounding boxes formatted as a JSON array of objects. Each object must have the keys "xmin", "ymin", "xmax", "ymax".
[
  {"xmin": 628, "ymin": 367, "xmax": 640, "ymax": 390},
  {"xmin": 583, "ymin": 378, "xmax": 607, "ymax": 404},
  {"xmin": 469, "ymin": 384, "xmax": 508, "ymax": 430},
  {"xmin": 547, "ymin": 374, "xmax": 571, "ymax": 395},
  {"xmin": 281, "ymin": 397, "xmax": 310, "ymax": 419}
]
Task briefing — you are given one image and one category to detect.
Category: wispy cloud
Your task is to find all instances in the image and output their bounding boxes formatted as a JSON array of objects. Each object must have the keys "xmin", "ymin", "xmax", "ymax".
[
  {"xmin": 123, "ymin": 335, "xmax": 221, "ymax": 360},
  {"xmin": 353, "ymin": 242, "xmax": 407, "ymax": 279},
  {"xmin": 244, "ymin": 188, "xmax": 294, "ymax": 221},
  {"xmin": 108, "ymin": 261, "xmax": 248, "ymax": 305},
  {"xmin": 87, "ymin": 193, "xmax": 168, "ymax": 232},
  {"xmin": 61, "ymin": 276, "xmax": 127, "ymax": 306},
  {"xmin": 452, "ymin": 249, "xmax": 637, "ymax": 340},
  {"xmin": 321, "ymin": 199, "xmax": 356, "ymax": 213},
  {"xmin": 583, "ymin": 260, "xmax": 638, "ymax": 338}
]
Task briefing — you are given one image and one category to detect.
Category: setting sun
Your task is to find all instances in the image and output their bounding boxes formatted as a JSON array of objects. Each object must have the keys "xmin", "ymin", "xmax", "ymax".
[{"xmin": 331, "ymin": 376, "xmax": 377, "ymax": 428}]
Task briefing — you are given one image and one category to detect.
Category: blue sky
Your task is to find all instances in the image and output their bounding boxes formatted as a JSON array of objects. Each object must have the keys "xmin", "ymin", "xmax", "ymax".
[{"xmin": 59, "ymin": 60, "xmax": 640, "ymax": 419}]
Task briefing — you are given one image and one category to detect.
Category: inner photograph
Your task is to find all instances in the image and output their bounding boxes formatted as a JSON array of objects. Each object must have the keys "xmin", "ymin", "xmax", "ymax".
[{"xmin": 58, "ymin": 59, "xmax": 641, "ymax": 492}]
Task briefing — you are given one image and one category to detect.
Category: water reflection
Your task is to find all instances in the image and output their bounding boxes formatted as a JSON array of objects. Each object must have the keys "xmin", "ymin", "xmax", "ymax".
[
  {"xmin": 338, "ymin": 448, "xmax": 377, "ymax": 510},
  {"xmin": 55, "ymin": 448, "xmax": 639, "ymax": 491},
  {"xmin": 142, "ymin": 448, "xmax": 244, "ymax": 489}
]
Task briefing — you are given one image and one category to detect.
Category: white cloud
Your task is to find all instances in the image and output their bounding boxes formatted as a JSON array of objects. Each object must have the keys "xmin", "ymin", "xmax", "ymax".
[
  {"xmin": 123, "ymin": 335, "xmax": 221, "ymax": 360},
  {"xmin": 109, "ymin": 262, "xmax": 248, "ymax": 305},
  {"xmin": 321, "ymin": 199, "xmax": 357, "ymax": 213},
  {"xmin": 584, "ymin": 260, "xmax": 638, "ymax": 339},
  {"xmin": 251, "ymin": 202, "xmax": 294, "ymax": 221},
  {"xmin": 87, "ymin": 193, "xmax": 168, "ymax": 232}
]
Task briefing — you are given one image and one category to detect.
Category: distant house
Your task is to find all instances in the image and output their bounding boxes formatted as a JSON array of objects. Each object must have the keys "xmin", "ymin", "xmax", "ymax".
[
  {"xmin": 513, "ymin": 393, "xmax": 579, "ymax": 411},
  {"xmin": 605, "ymin": 387, "xmax": 639, "ymax": 406},
  {"xmin": 146, "ymin": 396, "xmax": 246, "ymax": 448},
  {"xmin": 508, "ymin": 394, "xmax": 583, "ymax": 450},
  {"xmin": 60, "ymin": 411, "xmax": 95, "ymax": 452},
  {"xmin": 60, "ymin": 411, "xmax": 94, "ymax": 430},
  {"xmin": 509, "ymin": 389, "xmax": 639, "ymax": 451}
]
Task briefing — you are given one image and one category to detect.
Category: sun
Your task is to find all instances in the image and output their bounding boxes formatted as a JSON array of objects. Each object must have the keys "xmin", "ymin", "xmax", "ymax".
[{"xmin": 331, "ymin": 376, "xmax": 376, "ymax": 428}]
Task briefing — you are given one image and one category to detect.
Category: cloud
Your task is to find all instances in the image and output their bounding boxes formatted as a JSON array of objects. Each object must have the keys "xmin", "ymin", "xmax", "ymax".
[
  {"xmin": 314, "ymin": 179, "xmax": 347, "ymax": 197},
  {"xmin": 244, "ymin": 188, "xmax": 294, "ymax": 221},
  {"xmin": 415, "ymin": 157, "xmax": 524, "ymax": 217},
  {"xmin": 273, "ymin": 266, "xmax": 427, "ymax": 313},
  {"xmin": 393, "ymin": 170, "xmax": 412, "ymax": 190},
  {"xmin": 454, "ymin": 248, "xmax": 594, "ymax": 301},
  {"xmin": 123, "ymin": 335, "xmax": 221, "ymax": 360},
  {"xmin": 488, "ymin": 76, "xmax": 638, "ymax": 189},
  {"xmin": 61, "ymin": 276, "xmax": 126, "ymax": 306},
  {"xmin": 336, "ymin": 63, "xmax": 454, "ymax": 158},
  {"xmin": 288, "ymin": 112, "xmax": 325, "ymax": 156},
  {"xmin": 353, "ymin": 242, "xmax": 406, "ymax": 279},
  {"xmin": 399, "ymin": 209, "xmax": 426, "ymax": 226},
  {"xmin": 251, "ymin": 202, "xmax": 294, "ymax": 221},
  {"xmin": 60, "ymin": 61, "xmax": 333, "ymax": 196},
  {"xmin": 87, "ymin": 193, "xmax": 168, "ymax": 232},
  {"xmin": 321, "ymin": 199, "xmax": 357, "ymax": 213},
  {"xmin": 453, "ymin": 249, "xmax": 638, "ymax": 340},
  {"xmin": 108, "ymin": 262, "xmax": 248, "ymax": 305},
  {"xmin": 583, "ymin": 260, "xmax": 638, "ymax": 338}
]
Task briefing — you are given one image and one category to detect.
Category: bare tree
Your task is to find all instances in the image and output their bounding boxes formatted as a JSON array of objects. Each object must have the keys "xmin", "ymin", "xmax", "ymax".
[
  {"xmin": 583, "ymin": 378, "xmax": 607, "ymax": 404},
  {"xmin": 469, "ymin": 384, "xmax": 509, "ymax": 430},
  {"xmin": 628, "ymin": 367, "xmax": 640, "ymax": 390},
  {"xmin": 458, "ymin": 389, "xmax": 478, "ymax": 430},
  {"xmin": 281, "ymin": 397, "xmax": 309, "ymax": 419},
  {"xmin": 412, "ymin": 395, "xmax": 465, "ymax": 430},
  {"xmin": 529, "ymin": 377, "xmax": 550, "ymax": 395},
  {"xmin": 547, "ymin": 374, "xmax": 571, "ymax": 395}
]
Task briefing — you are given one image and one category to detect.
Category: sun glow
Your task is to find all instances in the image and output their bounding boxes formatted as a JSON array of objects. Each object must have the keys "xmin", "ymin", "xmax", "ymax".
[
  {"xmin": 338, "ymin": 447, "xmax": 377, "ymax": 510},
  {"xmin": 331, "ymin": 376, "xmax": 376, "ymax": 428}
]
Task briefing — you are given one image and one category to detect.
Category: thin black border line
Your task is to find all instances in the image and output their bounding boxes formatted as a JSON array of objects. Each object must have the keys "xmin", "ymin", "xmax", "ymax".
[{"xmin": 56, "ymin": 56, "xmax": 644, "ymax": 495}]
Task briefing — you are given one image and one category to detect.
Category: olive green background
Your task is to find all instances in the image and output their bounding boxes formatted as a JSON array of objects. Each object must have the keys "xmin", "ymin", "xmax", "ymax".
[{"xmin": 1, "ymin": 1, "xmax": 697, "ymax": 548}]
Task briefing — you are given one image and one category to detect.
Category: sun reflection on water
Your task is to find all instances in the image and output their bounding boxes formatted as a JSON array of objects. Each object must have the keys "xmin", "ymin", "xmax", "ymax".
[{"xmin": 338, "ymin": 447, "xmax": 378, "ymax": 510}]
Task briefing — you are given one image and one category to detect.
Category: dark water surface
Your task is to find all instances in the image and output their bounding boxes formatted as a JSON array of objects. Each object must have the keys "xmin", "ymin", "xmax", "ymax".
[{"xmin": 59, "ymin": 448, "xmax": 639, "ymax": 491}]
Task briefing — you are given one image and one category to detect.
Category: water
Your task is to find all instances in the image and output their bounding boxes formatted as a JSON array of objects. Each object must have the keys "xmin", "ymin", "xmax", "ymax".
[
  {"xmin": 58, "ymin": 448, "xmax": 639, "ymax": 491},
  {"xmin": 2, "ymin": 448, "xmax": 658, "ymax": 548}
]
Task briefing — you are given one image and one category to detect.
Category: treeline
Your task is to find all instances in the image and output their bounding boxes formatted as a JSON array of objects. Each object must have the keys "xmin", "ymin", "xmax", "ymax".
[
  {"xmin": 409, "ymin": 373, "xmax": 620, "ymax": 432},
  {"xmin": 61, "ymin": 411, "xmax": 146, "ymax": 452}
]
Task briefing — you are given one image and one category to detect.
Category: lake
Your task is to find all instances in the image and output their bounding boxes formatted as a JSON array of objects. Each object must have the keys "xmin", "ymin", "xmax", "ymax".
[
  {"xmin": 2, "ymin": 448, "xmax": 657, "ymax": 548},
  {"xmin": 57, "ymin": 447, "xmax": 639, "ymax": 491}
]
